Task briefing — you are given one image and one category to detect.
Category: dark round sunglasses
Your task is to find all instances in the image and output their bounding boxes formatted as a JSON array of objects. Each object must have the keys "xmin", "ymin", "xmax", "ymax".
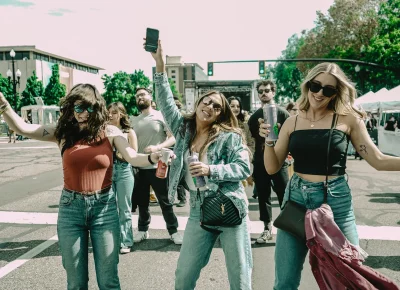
[
  {"xmin": 307, "ymin": 81, "xmax": 337, "ymax": 98},
  {"xmin": 202, "ymin": 96, "xmax": 222, "ymax": 111},
  {"xmin": 74, "ymin": 104, "xmax": 94, "ymax": 114}
]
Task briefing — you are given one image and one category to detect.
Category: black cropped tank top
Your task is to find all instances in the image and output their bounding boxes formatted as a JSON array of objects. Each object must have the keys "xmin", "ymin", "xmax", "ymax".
[{"xmin": 288, "ymin": 114, "xmax": 350, "ymax": 176}]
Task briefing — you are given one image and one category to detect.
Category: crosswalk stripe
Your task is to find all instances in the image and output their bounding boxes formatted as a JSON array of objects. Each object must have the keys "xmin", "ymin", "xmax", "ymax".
[{"xmin": 0, "ymin": 211, "xmax": 399, "ymax": 241}]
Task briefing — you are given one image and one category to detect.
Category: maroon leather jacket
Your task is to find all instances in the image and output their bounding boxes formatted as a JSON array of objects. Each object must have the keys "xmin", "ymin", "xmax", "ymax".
[{"xmin": 305, "ymin": 204, "xmax": 399, "ymax": 290}]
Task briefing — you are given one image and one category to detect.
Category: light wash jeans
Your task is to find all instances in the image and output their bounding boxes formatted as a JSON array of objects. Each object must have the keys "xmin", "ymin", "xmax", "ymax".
[
  {"xmin": 274, "ymin": 173, "xmax": 359, "ymax": 290},
  {"xmin": 57, "ymin": 188, "xmax": 121, "ymax": 290},
  {"xmin": 175, "ymin": 189, "xmax": 253, "ymax": 290},
  {"xmin": 112, "ymin": 161, "xmax": 135, "ymax": 248}
]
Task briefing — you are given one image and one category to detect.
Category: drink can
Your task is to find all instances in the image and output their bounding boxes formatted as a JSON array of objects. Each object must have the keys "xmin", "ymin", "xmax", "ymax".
[
  {"xmin": 155, "ymin": 148, "xmax": 173, "ymax": 179},
  {"xmin": 263, "ymin": 103, "xmax": 279, "ymax": 141},
  {"xmin": 187, "ymin": 153, "xmax": 207, "ymax": 188}
]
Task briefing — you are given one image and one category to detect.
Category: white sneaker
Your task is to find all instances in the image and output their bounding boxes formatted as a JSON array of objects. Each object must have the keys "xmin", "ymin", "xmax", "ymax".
[
  {"xmin": 120, "ymin": 247, "xmax": 131, "ymax": 254},
  {"xmin": 134, "ymin": 231, "xmax": 149, "ymax": 243},
  {"xmin": 170, "ymin": 232, "xmax": 183, "ymax": 245},
  {"xmin": 256, "ymin": 230, "xmax": 273, "ymax": 243}
]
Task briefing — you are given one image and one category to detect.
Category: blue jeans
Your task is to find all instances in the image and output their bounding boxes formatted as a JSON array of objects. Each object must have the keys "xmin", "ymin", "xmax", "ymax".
[
  {"xmin": 274, "ymin": 174, "xmax": 359, "ymax": 290},
  {"xmin": 175, "ymin": 190, "xmax": 253, "ymax": 290},
  {"xmin": 57, "ymin": 189, "xmax": 121, "ymax": 290},
  {"xmin": 112, "ymin": 161, "xmax": 134, "ymax": 248}
]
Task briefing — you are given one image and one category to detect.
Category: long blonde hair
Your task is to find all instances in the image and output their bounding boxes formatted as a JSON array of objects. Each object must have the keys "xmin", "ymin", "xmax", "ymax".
[
  {"xmin": 298, "ymin": 62, "xmax": 365, "ymax": 118},
  {"xmin": 181, "ymin": 90, "xmax": 244, "ymax": 158}
]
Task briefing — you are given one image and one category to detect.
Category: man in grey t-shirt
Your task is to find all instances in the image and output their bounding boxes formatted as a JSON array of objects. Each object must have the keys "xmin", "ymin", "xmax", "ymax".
[{"xmin": 131, "ymin": 87, "xmax": 183, "ymax": 245}]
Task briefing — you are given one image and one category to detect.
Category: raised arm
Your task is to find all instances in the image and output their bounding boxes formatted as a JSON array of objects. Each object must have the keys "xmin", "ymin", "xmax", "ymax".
[
  {"xmin": 147, "ymin": 40, "xmax": 184, "ymax": 136},
  {"xmin": 349, "ymin": 115, "xmax": 400, "ymax": 171},
  {"xmin": 0, "ymin": 93, "xmax": 57, "ymax": 143}
]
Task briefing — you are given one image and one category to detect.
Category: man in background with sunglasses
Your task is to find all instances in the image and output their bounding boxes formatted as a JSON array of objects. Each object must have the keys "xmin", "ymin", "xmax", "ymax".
[
  {"xmin": 130, "ymin": 87, "xmax": 183, "ymax": 245},
  {"xmin": 248, "ymin": 80, "xmax": 290, "ymax": 243}
]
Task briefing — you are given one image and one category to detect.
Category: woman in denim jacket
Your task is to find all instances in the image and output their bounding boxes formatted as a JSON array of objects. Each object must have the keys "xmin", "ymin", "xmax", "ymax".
[{"xmin": 149, "ymin": 40, "xmax": 253, "ymax": 290}]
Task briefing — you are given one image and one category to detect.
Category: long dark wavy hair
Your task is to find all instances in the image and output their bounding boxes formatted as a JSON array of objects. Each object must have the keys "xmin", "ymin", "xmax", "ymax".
[
  {"xmin": 227, "ymin": 96, "xmax": 245, "ymax": 122},
  {"xmin": 107, "ymin": 102, "xmax": 131, "ymax": 133},
  {"xmin": 180, "ymin": 90, "xmax": 244, "ymax": 159},
  {"xmin": 55, "ymin": 83, "xmax": 108, "ymax": 149}
]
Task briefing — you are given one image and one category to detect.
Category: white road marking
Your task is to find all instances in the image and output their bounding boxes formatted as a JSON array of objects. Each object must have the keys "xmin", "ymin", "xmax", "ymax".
[
  {"xmin": 0, "ymin": 235, "xmax": 58, "ymax": 279},
  {"xmin": 0, "ymin": 211, "xmax": 399, "ymax": 241}
]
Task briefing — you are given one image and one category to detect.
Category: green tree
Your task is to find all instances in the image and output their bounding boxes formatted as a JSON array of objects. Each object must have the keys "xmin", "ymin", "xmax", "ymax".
[
  {"xmin": 102, "ymin": 70, "xmax": 151, "ymax": 116},
  {"xmin": 273, "ymin": 33, "xmax": 305, "ymax": 103},
  {"xmin": 0, "ymin": 73, "xmax": 20, "ymax": 111},
  {"xmin": 21, "ymin": 71, "xmax": 44, "ymax": 107},
  {"xmin": 43, "ymin": 64, "xmax": 66, "ymax": 105},
  {"xmin": 168, "ymin": 78, "xmax": 181, "ymax": 100}
]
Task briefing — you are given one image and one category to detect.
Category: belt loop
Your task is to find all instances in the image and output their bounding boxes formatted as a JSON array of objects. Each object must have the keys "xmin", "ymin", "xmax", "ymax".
[
  {"xmin": 72, "ymin": 192, "xmax": 77, "ymax": 200},
  {"xmin": 95, "ymin": 193, "xmax": 100, "ymax": 200}
]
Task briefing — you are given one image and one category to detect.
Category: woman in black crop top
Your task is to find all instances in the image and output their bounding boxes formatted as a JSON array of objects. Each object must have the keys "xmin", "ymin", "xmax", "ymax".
[{"xmin": 259, "ymin": 62, "xmax": 400, "ymax": 290}]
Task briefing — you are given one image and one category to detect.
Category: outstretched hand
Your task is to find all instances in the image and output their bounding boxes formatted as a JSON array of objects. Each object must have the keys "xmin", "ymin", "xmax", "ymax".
[{"xmin": 0, "ymin": 92, "xmax": 10, "ymax": 108}]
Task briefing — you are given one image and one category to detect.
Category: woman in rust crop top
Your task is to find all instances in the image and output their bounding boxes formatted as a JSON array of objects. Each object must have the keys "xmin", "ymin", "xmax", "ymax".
[
  {"xmin": 0, "ymin": 84, "xmax": 163, "ymax": 290},
  {"xmin": 259, "ymin": 63, "xmax": 400, "ymax": 290}
]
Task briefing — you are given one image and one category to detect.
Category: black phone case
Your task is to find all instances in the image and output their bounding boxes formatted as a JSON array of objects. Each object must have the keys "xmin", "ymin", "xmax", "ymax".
[{"xmin": 145, "ymin": 29, "xmax": 159, "ymax": 53}]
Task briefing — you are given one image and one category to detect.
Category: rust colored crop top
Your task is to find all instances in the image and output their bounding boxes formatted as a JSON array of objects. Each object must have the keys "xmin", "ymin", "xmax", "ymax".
[{"xmin": 62, "ymin": 137, "xmax": 113, "ymax": 192}]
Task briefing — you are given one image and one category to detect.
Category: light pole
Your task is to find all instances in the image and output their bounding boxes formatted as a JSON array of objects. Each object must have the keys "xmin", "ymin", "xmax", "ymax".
[
  {"xmin": 355, "ymin": 64, "xmax": 364, "ymax": 94},
  {"xmin": 6, "ymin": 49, "xmax": 22, "ymax": 112}
]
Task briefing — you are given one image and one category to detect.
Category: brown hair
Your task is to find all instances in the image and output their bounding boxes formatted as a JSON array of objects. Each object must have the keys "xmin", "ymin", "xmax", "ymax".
[
  {"xmin": 55, "ymin": 83, "xmax": 108, "ymax": 149},
  {"xmin": 107, "ymin": 102, "xmax": 131, "ymax": 132},
  {"xmin": 256, "ymin": 80, "xmax": 276, "ymax": 92},
  {"xmin": 181, "ymin": 90, "xmax": 244, "ymax": 159}
]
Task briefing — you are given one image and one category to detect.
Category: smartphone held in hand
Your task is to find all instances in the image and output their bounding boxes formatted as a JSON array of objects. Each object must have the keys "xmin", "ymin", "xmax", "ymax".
[{"xmin": 145, "ymin": 28, "xmax": 159, "ymax": 53}]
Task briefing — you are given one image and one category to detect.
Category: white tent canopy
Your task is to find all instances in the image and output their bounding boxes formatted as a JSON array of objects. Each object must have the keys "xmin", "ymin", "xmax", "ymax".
[{"xmin": 355, "ymin": 86, "xmax": 400, "ymax": 112}]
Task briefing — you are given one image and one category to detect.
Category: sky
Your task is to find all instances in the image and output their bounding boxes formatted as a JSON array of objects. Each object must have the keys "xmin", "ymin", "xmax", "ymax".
[{"xmin": 0, "ymin": 0, "xmax": 335, "ymax": 82}]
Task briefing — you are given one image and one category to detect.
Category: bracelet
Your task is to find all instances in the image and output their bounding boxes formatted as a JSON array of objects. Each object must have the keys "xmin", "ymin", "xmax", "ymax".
[
  {"xmin": 0, "ymin": 105, "xmax": 10, "ymax": 115},
  {"xmin": 265, "ymin": 141, "xmax": 276, "ymax": 147},
  {"xmin": 148, "ymin": 154, "xmax": 155, "ymax": 165}
]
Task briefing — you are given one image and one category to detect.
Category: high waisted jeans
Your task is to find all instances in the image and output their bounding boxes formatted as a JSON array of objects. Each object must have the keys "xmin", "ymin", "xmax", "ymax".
[
  {"xmin": 112, "ymin": 161, "xmax": 134, "ymax": 248},
  {"xmin": 57, "ymin": 188, "xmax": 121, "ymax": 290},
  {"xmin": 274, "ymin": 173, "xmax": 359, "ymax": 290},
  {"xmin": 175, "ymin": 189, "xmax": 253, "ymax": 290}
]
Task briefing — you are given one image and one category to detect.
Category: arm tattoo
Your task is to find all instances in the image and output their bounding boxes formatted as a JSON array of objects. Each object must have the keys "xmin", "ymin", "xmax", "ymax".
[
  {"xmin": 359, "ymin": 145, "xmax": 368, "ymax": 155},
  {"xmin": 43, "ymin": 129, "xmax": 49, "ymax": 137}
]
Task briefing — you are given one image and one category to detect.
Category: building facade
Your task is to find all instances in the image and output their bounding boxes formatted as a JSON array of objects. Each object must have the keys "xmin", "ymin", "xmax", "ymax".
[
  {"xmin": 153, "ymin": 55, "xmax": 208, "ymax": 97},
  {"xmin": 0, "ymin": 46, "xmax": 104, "ymax": 95}
]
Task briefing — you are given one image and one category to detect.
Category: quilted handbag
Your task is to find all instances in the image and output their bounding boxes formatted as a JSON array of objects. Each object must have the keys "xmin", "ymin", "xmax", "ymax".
[{"xmin": 200, "ymin": 191, "xmax": 242, "ymax": 233}]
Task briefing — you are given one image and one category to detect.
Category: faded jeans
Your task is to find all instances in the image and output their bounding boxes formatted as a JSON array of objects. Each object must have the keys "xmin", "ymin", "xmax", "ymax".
[
  {"xmin": 175, "ymin": 190, "xmax": 253, "ymax": 290},
  {"xmin": 57, "ymin": 188, "xmax": 121, "ymax": 290},
  {"xmin": 112, "ymin": 161, "xmax": 135, "ymax": 248},
  {"xmin": 274, "ymin": 174, "xmax": 359, "ymax": 290}
]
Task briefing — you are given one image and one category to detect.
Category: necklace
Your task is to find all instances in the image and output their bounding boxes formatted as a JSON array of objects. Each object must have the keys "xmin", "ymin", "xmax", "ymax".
[{"xmin": 305, "ymin": 112, "xmax": 329, "ymax": 128}]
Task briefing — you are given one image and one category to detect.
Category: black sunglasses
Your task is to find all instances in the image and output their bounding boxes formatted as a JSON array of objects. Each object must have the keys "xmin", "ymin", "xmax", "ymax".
[
  {"xmin": 74, "ymin": 104, "xmax": 94, "ymax": 114},
  {"xmin": 202, "ymin": 96, "xmax": 222, "ymax": 111},
  {"xmin": 307, "ymin": 81, "xmax": 337, "ymax": 98},
  {"xmin": 258, "ymin": 89, "xmax": 272, "ymax": 94}
]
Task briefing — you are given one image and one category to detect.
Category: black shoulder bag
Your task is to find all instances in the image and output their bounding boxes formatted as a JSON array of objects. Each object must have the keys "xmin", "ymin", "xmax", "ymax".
[{"xmin": 273, "ymin": 113, "xmax": 337, "ymax": 241}]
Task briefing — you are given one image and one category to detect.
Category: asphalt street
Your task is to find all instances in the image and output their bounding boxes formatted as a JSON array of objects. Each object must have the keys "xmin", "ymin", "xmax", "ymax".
[{"xmin": 0, "ymin": 137, "xmax": 399, "ymax": 289}]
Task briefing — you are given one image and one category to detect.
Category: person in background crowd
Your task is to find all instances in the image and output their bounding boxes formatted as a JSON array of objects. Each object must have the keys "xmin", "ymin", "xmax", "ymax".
[
  {"xmin": 173, "ymin": 95, "xmax": 187, "ymax": 207},
  {"xmin": 286, "ymin": 102, "xmax": 299, "ymax": 116},
  {"xmin": 151, "ymin": 100, "xmax": 157, "ymax": 110},
  {"xmin": 0, "ymin": 86, "xmax": 163, "ymax": 290},
  {"xmin": 228, "ymin": 96, "xmax": 255, "ymax": 188},
  {"xmin": 8, "ymin": 127, "xmax": 16, "ymax": 143},
  {"xmin": 131, "ymin": 87, "xmax": 183, "ymax": 245},
  {"xmin": 384, "ymin": 115, "xmax": 397, "ymax": 131},
  {"xmin": 248, "ymin": 80, "xmax": 290, "ymax": 243},
  {"xmin": 108, "ymin": 102, "xmax": 138, "ymax": 254},
  {"xmin": 150, "ymin": 39, "xmax": 253, "ymax": 290},
  {"xmin": 259, "ymin": 62, "xmax": 400, "ymax": 289}
]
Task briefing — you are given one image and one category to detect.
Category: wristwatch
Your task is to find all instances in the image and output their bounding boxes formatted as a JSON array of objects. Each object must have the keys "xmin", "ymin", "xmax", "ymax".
[{"xmin": 265, "ymin": 141, "xmax": 276, "ymax": 147}]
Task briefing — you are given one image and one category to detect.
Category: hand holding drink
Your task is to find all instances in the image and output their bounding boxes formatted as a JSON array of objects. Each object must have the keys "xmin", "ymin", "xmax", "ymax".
[
  {"xmin": 155, "ymin": 148, "xmax": 173, "ymax": 179},
  {"xmin": 187, "ymin": 152, "xmax": 207, "ymax": 188}
]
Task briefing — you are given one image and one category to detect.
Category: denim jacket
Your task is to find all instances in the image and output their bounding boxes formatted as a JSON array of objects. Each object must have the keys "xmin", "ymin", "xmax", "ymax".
[{"xmin": 154, "ymin": 73, "xmax": 251, "ymax": 218}]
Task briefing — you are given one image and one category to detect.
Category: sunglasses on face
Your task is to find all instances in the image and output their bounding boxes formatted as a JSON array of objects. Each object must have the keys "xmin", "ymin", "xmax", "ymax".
[
  {"xmin": 307, "ymin": 81, "xmax": 337, "ymax": 98},
  {"xmin": 258, "ymin": 89, "xmax": 272, "ymax": 94},
  {"xmin": 74, "ymin": 104, "xmax": 94, "ymax": 114},
  {"xmin": 202, "ymin": 96, "xmax": 222, "ymax": 111}
]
